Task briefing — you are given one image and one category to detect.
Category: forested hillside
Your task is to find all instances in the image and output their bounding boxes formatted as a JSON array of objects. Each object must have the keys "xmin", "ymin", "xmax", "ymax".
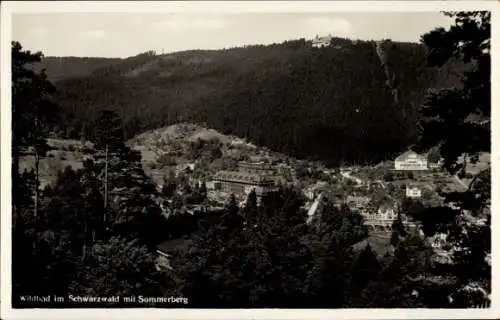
[
  {"xmin": 11, "ymin": 11, "xmax": 490, "ymax": 309},
  {"xmin": 31, "ymin": 56, "xmax": 121, "ymax": 82},
  {"xmin": 43, "ymin": 37, "xmax": 466, "ymax": 166}
]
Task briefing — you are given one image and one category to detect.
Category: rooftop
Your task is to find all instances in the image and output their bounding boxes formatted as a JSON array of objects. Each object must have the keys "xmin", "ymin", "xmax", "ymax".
[
  {"xmin": 346, "ymin": 195, "xmax": 371, "ymax": 204},
  {"xmin": 213, "ymin": 170, "xmax": 273, "ymax": 185},
  {"xmin": 313, "ymin": 34, "xmax": 333, "ymax": 43},
  {"xmin": 395, "ymin": 150, "xmax": 426, "ymax": 162}
]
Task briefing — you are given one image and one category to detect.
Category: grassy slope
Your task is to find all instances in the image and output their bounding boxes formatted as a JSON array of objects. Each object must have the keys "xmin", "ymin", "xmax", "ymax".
[
  {"xmin": 19, "ymin": 139, "xmax": 89, "ymax": 188},
  {"xmin": 19, "ymin": 123, "xmax": 282, "ymax": 188}
]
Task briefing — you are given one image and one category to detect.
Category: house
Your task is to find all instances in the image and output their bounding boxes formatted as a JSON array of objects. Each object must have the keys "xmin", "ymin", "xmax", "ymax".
[
  {"xmin": 304, "ymin": 181, "xmax": 329, "ymax": 201},
  {"xmin": 377, "ymin": 203, "xmax": 397, "ymax": 220},
  {"xmin": 406, "ymin": 185, "xmax": 422, "ymax": 198},
  {"xmin": 394, "ymin": 151, "xmax": 428, "ymax": 171},
  {"xmin": 346, "ymin": 195, "xmax": 371, "ymax": 211},
  {"xmin": 206, "ymin": 180, "xmax": 221, "ymax": 191},
  {"xmin": 428, "ymin": 162, "xmax": 441, "ymax": 169},
  {"xmin": 430, "ymin": 233, "xmax": 448, "ymax": 249},
  {"xmin": 358, "ymin": 198, "xmax": 417, "ymax": 231},
  {"xmin": 312, "ymin": 34, "xmax": 333, "ymax": 48}
]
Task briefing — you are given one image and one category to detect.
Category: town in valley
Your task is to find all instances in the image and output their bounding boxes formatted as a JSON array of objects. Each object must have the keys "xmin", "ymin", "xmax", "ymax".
[{"xmin": 7, "ymin": 8, "xmax": 492, "ymax": 312}]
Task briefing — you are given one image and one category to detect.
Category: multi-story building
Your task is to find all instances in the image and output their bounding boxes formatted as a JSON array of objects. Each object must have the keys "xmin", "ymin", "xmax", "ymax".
[
  {"xmin": 346, "ymin": 196, "xmax": 416, "ymax": 231},
  {"xmin": 210, "ymin": 170, "xmax": 276, "ymax": 202},
  {"xmin": 394, "ymin": 151, "xmax": 428, "ymax": 171}
]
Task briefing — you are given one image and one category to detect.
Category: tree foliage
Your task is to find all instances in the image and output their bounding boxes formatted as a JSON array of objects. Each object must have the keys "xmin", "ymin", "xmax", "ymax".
[
  {"xmin": 414, "ymin": 11, "xmax": 491, "ymax": 307},
  {"xmin": 11, "ymin": 12, "xmax": 490, "ymax": 307}
]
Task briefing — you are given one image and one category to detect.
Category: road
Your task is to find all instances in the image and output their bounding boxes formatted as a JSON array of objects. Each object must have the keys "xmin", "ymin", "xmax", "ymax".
[
  {"xmin": 453, "ymin": 175, "xmax": 468, "ymax": 191},
  {"xmin": 340, "ymin": 170, "xmax": 363, "ymax": 184},
  {"xmin": 307, "ymin": 192, "xmax": 323, "ymax": 224}
]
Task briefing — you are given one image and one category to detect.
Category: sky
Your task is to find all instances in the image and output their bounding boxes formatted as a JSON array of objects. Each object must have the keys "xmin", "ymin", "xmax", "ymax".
[{"xmin": 12, "ymin": 12, "xmax": 454, "ymax": 58}]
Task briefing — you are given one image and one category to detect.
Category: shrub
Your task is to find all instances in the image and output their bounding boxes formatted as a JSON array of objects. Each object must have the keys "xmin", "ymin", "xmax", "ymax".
[
  {"xmin": 81, "ymin": 146, "xmax": 94, "ymax": 154},
  {"xmin": 383, "ymin": 172, "xmax": 394, "ymax": 182}
]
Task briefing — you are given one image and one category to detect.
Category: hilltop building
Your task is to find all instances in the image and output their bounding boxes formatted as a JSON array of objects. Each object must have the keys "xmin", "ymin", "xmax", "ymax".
[
  {"xmin": 394, "ymin": 151, "xmax": 428, "ymax": 171},
  {"xmin": 312, "ymin": 34, "xmax": 333, "ymax": 48}
]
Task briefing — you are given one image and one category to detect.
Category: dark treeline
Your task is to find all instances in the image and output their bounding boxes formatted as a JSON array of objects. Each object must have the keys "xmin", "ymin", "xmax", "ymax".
[
  {"xmin": 11, "ymin": 44, "xmax": 221, "ymax": 305},
  {"xmin": 45, "ymin": 37, "xmax": 465, "ymax": 165},
  {"xmin": 30, "ymin": 56, "xmax": 122, "ymax": 82}
]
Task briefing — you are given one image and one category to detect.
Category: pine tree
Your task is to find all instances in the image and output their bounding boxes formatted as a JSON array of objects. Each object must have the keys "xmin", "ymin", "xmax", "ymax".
[
  {"xmin": 11, "ymin": 42, "xmax": 62, "ymax": 302},
  {"xmin": 161, "ymin": 169, "xmax": 177, "ymax": 198},
  {"xmin": 199, "ymin": 181, "xmax": 208, "ymax": 200},
  {"xmin": 416, "ymin": 11, "xmax": 491, "ymax": 306},
  {"xmin": 359, "ymin": 235, "xmax": 433, "ymax": 308},
  {"xmin": 244, "ymin": 189, "xmax": 258, "ymax": 222},
  {"xmin": 227, "ymin": 194, "xmax": 239, "ymax": 216},
  {"xmin": 352, "ymin": 243, "xmax": 381, "ymax": 289},
  {"xmin": 177, "ymin": 188, "xmax": 313, "ymax": 308},
  {"xmin": 70, "ymin": 237, "xmax": 170, "ymax": 303},
  {"xmin": 89, "ymin": 110, "xmax": 166, "ymax": 248},
  {"xmin": 12, "ymin": 41, "xmax": 58, "ymax": 224},
  {"xmin": 390, "ymin": 213, "xmax": 407, "ymax": 247}
]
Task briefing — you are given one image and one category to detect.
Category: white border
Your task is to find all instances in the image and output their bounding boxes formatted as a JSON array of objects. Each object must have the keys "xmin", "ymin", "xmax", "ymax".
[{"xmin": 1, "ymin": 1, "xmax": 499, "ymax": 319}]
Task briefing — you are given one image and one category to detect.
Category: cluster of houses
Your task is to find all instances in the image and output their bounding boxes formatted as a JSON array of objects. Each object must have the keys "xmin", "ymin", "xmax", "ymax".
[
  {"xmin": 344, "ymin": 195, "xmax": 416, "ymax": 231},
  {"xmin": 155, "ymin": 149, "xmax": 448, "ymax": 269}
]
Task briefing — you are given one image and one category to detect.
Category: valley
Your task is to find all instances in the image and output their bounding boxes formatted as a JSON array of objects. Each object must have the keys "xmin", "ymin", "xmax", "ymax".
[{"xmin": 11, "ymin": 10, "xmax": 491, "ymax": 309}]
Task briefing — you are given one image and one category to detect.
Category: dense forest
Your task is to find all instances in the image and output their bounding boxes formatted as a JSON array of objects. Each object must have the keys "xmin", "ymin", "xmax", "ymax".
[
  {"xmin": 38, "ymin": 37, "xmax": 467, "ymax": 166},
  {"xmin": 31, "ymin": 56, "xmax": 122, "ymax": 82},
  {"xmin": 11, "ymin": 11, "xmax": 490, "ymax": 309}
]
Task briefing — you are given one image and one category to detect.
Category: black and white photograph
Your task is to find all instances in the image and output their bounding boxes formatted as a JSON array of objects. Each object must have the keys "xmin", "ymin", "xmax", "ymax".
[{"xmin": 1, "ymin": 1, "xmax": 497, "ymax": 319}]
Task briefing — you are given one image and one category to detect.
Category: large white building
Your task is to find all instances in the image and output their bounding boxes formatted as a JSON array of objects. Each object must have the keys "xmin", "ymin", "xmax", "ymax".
[
  {"xmin": 394, "ymin": 151, "xmax": 428, "ymax": 171},
  {"xmin": 312, "ymin": 35, "xmax": 333, "ymax": 48}
]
